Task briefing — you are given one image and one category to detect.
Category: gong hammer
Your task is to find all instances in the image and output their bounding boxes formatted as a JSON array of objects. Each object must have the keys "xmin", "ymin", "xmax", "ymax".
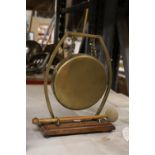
[{"xmin": 32, "ymin": 108, "xmax": 118, "ymax": 125}]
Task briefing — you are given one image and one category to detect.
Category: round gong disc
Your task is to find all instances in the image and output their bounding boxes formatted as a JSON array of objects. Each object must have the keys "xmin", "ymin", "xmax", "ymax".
[{"xmin": 52, "ymin": 54, "xmax": 107, "ymax": 110}]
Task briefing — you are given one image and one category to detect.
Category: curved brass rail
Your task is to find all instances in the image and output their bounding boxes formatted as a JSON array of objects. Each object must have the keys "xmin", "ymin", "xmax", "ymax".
[{"xmin": 44, "ymin": 32, "xmax": 112, "ymax": 118}]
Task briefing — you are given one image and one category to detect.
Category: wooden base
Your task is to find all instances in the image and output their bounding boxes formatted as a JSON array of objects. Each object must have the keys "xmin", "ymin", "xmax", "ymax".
[{"xmin": 39, "ymin": 121, "xmax": 115, "ymax": 137}]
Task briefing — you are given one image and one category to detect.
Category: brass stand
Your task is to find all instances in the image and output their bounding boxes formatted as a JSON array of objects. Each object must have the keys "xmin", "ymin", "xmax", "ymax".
[{"xmin": 32, "ymin": 32, "xmax": 115, "ymax": 137}]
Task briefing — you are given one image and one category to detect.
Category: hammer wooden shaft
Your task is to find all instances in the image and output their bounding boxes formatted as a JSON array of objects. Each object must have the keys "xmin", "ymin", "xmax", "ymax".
[{"xmin": 32, "ymin": 115, "xmax": 107, "ymax": 125}]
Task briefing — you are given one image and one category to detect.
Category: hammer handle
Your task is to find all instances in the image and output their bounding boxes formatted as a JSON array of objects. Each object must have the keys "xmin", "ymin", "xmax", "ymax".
[{"xmin": 32, "ymin": 115, "xmax": 106, "ymax": 125}]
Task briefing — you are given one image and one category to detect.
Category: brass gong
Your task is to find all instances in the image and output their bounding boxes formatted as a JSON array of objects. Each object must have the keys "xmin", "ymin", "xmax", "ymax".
[
  {"xmin": 52, "ymin": 54, "xmax": 107, "ymax": 110},
  {"xmin": 44, "ymin": 32, "xmax": 112, "ymax": 118}
]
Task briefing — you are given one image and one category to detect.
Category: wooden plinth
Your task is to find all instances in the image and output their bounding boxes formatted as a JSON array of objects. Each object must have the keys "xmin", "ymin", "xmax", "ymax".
[{"xmin": 39, "ymin": 121, "xmax": 115, "ymax": 137}]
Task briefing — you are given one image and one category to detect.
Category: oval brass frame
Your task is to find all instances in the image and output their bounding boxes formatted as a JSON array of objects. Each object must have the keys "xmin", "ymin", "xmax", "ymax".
[{"xmin": 44, "ymin": 32, "xmax": 112, "ymax": 118}]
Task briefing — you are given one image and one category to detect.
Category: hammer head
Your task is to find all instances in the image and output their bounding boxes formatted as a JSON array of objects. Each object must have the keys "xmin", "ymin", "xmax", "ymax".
[{"xmin": 105, "ymin": 107, "xmax": 118, "ymax": 122}]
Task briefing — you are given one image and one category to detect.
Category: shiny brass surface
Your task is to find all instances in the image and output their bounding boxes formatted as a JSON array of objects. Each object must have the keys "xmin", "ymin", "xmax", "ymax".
[{"xmin": 52, "ymin": 54, "xmax": 107, "ymax": 110}]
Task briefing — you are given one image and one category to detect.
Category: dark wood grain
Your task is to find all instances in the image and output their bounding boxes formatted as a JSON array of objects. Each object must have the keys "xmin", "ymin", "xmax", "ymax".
[{"xmin": 39, "ymin": 121, "xmax": 115, "ymax": 137}]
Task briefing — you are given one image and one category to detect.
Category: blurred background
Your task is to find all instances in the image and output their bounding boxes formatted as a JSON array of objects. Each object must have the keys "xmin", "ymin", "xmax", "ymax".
[{"xmin": 26, "ymin": 0, "xmax": 129, "ymax": 96}]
